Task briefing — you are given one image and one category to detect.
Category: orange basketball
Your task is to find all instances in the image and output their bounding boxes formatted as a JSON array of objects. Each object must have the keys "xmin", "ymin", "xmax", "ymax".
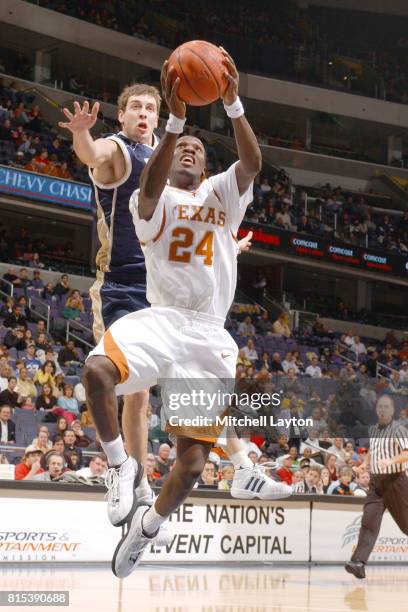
[{"xmin": 167, "ymin": 40, "xmax": 228, "ymax": 106}]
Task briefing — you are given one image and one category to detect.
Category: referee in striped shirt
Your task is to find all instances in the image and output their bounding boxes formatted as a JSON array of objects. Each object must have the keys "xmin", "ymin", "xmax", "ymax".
[{"xmin": 345, "ymin": 394, "xmax": 408, "ymax": 579}]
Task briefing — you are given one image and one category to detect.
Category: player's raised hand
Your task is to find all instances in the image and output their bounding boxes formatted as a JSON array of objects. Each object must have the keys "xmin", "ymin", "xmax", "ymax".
[
  {"xmin": 161, "ymin": 60, "xmax": 186, "ymax": 120},
  {"xmin": 238, "ymin": 230, "xmax": 253, "ymax": 254},
  {"xmin": 58, "ymin": 100, "xmax": 100, "ymax": 133},
  {"xmin": 220, "ymin": 47, "xmax": 239, "ymax": 105}
]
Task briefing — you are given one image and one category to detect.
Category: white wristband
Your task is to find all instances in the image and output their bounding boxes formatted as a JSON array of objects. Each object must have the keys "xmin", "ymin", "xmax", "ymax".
[
  {"xmin": 223, "ymin": 96, "xmax": 244, "ymax": 119},
  {"xmin": 165, "ymin": 113, "xmax": 186, "ymax": 134}
]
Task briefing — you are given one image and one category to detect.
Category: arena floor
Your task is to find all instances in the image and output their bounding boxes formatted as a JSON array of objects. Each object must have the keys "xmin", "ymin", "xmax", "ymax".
[{"xmin": 1, "ymin": 564, "xmax": 407, "ymax": 611}]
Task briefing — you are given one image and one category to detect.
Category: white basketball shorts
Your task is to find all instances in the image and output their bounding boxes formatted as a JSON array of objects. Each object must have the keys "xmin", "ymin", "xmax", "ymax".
[{"xmin": 87, "ymin": 306, "xmax": 238, "ymax": 441}]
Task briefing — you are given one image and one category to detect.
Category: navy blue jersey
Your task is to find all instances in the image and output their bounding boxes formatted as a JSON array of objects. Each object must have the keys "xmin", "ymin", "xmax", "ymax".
[{"xmin": 90, "ymin": 132, "xmax": 157, "ymax": 284}]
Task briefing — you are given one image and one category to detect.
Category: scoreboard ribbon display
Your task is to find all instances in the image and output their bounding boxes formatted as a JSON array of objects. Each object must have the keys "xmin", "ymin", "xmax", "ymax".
[{"xmin": 238, "ymin": 222, "xmax": 408, "ymax": 279}]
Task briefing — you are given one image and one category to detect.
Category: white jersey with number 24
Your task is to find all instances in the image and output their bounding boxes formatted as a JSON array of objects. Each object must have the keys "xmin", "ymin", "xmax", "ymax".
[{"xmin": 130, "ymin": 162, "xmax": 253, "ymax": 321}]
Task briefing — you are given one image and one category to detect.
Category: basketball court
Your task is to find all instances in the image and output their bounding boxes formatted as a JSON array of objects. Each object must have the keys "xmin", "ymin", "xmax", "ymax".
[{"xmin": 1, "ymin": 563, "xmax": 406, "ymax": 611}]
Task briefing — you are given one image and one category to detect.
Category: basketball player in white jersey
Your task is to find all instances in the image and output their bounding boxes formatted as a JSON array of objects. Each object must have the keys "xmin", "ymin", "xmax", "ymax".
[
  {"xmin": 83, "ymin": 49, "xmax": 291, "ymax": 577},
  {"xmin": 60, "ymin": 88, "xmax": 259, "ymax": 531}
]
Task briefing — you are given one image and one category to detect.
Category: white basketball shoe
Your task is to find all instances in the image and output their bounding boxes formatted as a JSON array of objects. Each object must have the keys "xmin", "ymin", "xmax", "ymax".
[
  {"xmin": 105, "ymin": 456, "xmax": 144, "ymax": 527},
  {"xmin": 231, "ymin": 464, "xmax": 292, "ymax": 500},
  {"xmin": 111, "ymin": 503, "xmax": 156, "ymax": 578}
]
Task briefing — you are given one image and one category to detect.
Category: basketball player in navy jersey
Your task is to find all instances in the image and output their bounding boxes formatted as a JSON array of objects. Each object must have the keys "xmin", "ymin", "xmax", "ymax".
[
  {"xmin": 60, "ymin": 82, "xmax": 286, "ymax": 533},
  {"xmin": 59, "ymin": 85, "xmax": 163, "ymax": 528}
]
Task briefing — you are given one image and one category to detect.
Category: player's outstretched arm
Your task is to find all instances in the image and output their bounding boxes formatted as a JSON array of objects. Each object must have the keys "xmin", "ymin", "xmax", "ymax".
[
  {"xmin": 58, "ymin": 100, "xmax": 116, "ymax": 169},
  {"xmin": 138, "ymin": 61, "xmax": 186, "ymax": 221},
  {"xmin": 221, "ymin": 48, "xmax": 262, "ymax": 195}
]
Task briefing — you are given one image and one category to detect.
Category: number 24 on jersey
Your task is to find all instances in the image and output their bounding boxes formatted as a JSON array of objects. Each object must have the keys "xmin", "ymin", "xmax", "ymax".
[{"xmin": 169, "ymin": 227, "xmax": 214, "ymax": 266}]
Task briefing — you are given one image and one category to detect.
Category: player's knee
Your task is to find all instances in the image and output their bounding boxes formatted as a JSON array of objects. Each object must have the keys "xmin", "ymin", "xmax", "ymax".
[
  {"xmin": 83, "ymin": 357, "xmax": 117, "ymax": 393},
  {"xmin": 184, "ymin": 456, "xmax": 207, "ymax": 482}
]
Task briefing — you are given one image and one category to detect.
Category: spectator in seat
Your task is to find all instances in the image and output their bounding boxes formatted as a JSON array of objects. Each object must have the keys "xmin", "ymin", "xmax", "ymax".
[
  {"xmin": 0, "ymin": 377, "xmax": 21, "ymax": 408},
  {"xmin": 292, "ymin": 469, "xmax": 305, "ymax": 488},
  {"xmin": 305, "ymin": 356, "xmax": 322, "ymax": 378},
  {"xmin": 238, "ymin": 315, "xmax": 256, "ymax": 337},
  {"xmin": 16, "ymin": 367, "xmax": 37, "ymax": 399},
  {"xmin": 0, "ymin": 118, "xmax": 13, "ymax": 140},
  {"xmin": 343, "ymin": 331, "xmax": 354, "ymax": 347},
  {"xmin": 257, "ymin": 310, "xmax": 274, "ymax": 335},
  {"xmin": 350, "ymin": 336, "xmax": 366, "ymax": 356},
  {"xmin": 218, "ymin": 464, "xmax": 235, "ymax": 491},
  {"xmin": 3, "ymin": 305, "xmax": 27, "ymax": 329},
  {"xmin": 14, "ymin": 445, "xmax": 44, "ymax": 480},
  {"xmin": 44, "ymin": 348, "xmax": 62, "ymax": 375},
  {"xmin": 51, "ymin": 436, "xmax": 68, "ymax": 455},
  {"xmin": 257, "ymin": 351, "xmax": 272, "ymax": 371},
  {"xmin": 366, "ymin": 350, "xmax": 379, "ymax": 378},
  {"xmin": 31, "ymin": 452, "xmax": 66, "ymax": 481},
  {"xmin": 198, "ymin": 460, "xmax": 217, "ymax": 487},
  {"xmin": 28, "ymin": 270, "xmax": 44, "ymax": 291},
  {"xmin": 29, "ymin": 148, "xmax": 50, "ymax": 174},
  {"xmin": 63, "ymin": 292, "xmax": 84, "ymax": 320},
  {"xmin": 76, "ymin": 453, "xmax": 108, "ymax": 480},
  {"xmin": 320, "ymin": 467, "xmax": 331, "ymax": 494},
  {"xmin": 325, "ymin": 453, "xmax": 338, "ymax": 481},
  {"xmin": 53, "ymin": 274, "xmax": 70, "ymax": 298},
  {"xmin": 156, "ymin": 443, "xmax": 171, "ymax": 476},
  {"xmin": 53, "ymin": 416, "xmax": 68, "ymax": 441},
  {"xmin": 332, "ymin": 467, "xmax": 354, "ymax": 495},
  {"xmin": 236, "ymin": 350, "xmax": 252, "ymax": 369},
  {"xmin": 297, "ymin": 215, "xmax": 313, "ymax": 233},
  {"xmin": 35, "ymin": 319, "xmax": 50, "ymax": 340},
  {"xmin": 42, "ymin": 282, "xmax": 54, "ymax": 300},
  {"xmin": 54, "ymin": 384, "xmax": 80, "ymax": 423},
  {"xmin": 71, "ymin": 419, "xmax": 92, "ymax": 448},
  {"xmin": 276, "ymin": 455, "xmax": 294, "ymax": 485},
  {"xmin": 282, "ymin": 368, "xmax": 302, "ymax": 394},
  {"xmin": 272, "ymin": 313, "xmax": 291, "ymax": 337},
  {"xmin": 34, "ymin": 360, "xmax": 56, "ymax": 388},
  {"xmin": 0, "ymin": 404, "xmax": 16, "ymax": 443},
  {"xmin": 241, "ymin": 338, "xmax": 258, "ymax": 363},
  {"xmin": 35, "ymin": 382, "xmax": 58, "ymax": 413},
  {"xmin": 353, "ymin": 467, "xmax": 370, "ymax": 497},
  {"xmin": 294, "ymin": 466, "xmax": 322, "ymax": 494},
  {"xmin": 388, "ymin": 371, "xmax": 407, "ymax": 394},
  {"xmin": 31, "ymin": 425, "xmax": 52, "ymax": 453},
  {"xmin": 300, "ymin": 429, "xmax": 322, "ymax": 458},
  {"xmin": 282, "ymin": 352, "xmax": 299, "ymax": 374},
  {"xmin": 327, "ymin": 437, "xmax": 347, "ymax": 466},
  {"xmin": 66, "ymin": 449, "xmax": 81, "ymax": 470},
  {"xmin": 58, "ymin": 340, "xmax": 81, "ymax": 368},
  {"xmin": 399, "ymin": 361, "xmax": 408, "ymax": 383},
  {"xmin": 62, "ymin": 430, "xmax": 82, "ymax": 466},
  {"xmin": 264, "ymin": 433, "xmax": 290, "ymax": 458},
  {"xmin": 23, "ymin": 343, "xmax": 42, "ymax": 375},
  {"xmin": 14, "ymin": 270, "xmax": 30, "ymax": 293},
  {"xmin": 339, "ymin": 362, "xmax": 357, "ymax": 382},
  {"xmin": 270, "ymin": 352, "xmax": 285, "ymax": 374},
  {"xmin": 398, "ymin": 342, "xmax": 408, "ymax": 363}
]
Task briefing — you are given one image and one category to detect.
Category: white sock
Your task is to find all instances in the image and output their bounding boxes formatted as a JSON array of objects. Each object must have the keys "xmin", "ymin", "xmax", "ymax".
[
  {"xmin": 229, "ymin": 450, "xmax": 253, "ymax": 470},
  {"xmin": 142, "ymin": 502, "xmax": 167, "ymax": 537},
  {"xmin": 136, "ymin": 476, "xmax": 153, "ymax": 501},
  {"xmin": 101, "ymin": 435, "xmax": 128, "ymax": 467}
]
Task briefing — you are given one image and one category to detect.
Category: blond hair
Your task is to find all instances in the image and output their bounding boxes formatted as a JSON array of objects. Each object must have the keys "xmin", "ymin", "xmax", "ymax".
[{"xmin": 118, "ymin": 83, "xmax": 161, "ymax": 114}]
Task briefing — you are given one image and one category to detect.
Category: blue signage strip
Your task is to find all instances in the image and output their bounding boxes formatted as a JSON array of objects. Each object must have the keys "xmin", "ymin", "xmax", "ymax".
[{"xmin": 0, "ymin": 165, "xmax": 92, "ymax": 211}]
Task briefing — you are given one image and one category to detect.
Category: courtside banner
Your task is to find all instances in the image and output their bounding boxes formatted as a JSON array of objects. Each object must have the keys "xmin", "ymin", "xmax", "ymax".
[
  {"xmin": 0, "ymin": 497, "xmax": 309, "ymax": 563},
  {"xmin": 143, "ymin": 498, "xmax": 309, "ymax": 562},
  {"xmin": 0, "ymin": 165, "xmax": 92, "ymax": 211},
  {"xmin": 311, "ymin": 502, "xmax": 408, "ymax": 563}
]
